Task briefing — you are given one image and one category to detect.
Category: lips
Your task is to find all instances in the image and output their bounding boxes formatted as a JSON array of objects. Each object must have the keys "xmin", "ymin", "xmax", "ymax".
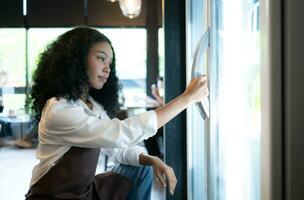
[{"xmin": 98, "ymin": 75, "xmax": 108, "ymax": 83}]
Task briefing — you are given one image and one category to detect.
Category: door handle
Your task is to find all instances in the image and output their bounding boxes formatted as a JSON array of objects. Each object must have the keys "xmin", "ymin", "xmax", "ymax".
[{"xmin": 191, "ymin": 28, "xmax": 210, "ymax": 119}]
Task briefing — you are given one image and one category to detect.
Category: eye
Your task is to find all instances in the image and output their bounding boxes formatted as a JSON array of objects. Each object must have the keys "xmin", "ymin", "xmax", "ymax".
[{"xmin": 97, "ymin": 56, "xmax": 106, "ymax": 62}]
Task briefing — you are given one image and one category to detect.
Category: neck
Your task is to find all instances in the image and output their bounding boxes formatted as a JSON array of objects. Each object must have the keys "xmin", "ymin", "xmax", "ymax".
[{"xmin": 80, "ymin": 88, "xmax": 89, "ymax": 102}]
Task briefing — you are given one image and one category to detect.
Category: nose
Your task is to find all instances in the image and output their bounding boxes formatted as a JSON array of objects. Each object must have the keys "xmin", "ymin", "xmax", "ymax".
[{"xmin": 103, "ymin": 64, "xmax": 111, "ymax": 74}]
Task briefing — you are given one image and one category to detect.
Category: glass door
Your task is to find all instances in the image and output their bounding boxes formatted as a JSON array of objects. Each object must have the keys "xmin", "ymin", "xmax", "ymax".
[
  {"xmin": 186, "ymin": 0, "xmax": 261, "ymax": 199},
  {"xmin": 211, "ymin": 0, "xmax": 261, "ymax": 199}
]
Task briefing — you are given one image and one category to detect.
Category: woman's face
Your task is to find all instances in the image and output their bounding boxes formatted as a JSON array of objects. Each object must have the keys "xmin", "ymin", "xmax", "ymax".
[{"xmin": 86, "ymin": 42, "xmax": 113, "ymax": 90}]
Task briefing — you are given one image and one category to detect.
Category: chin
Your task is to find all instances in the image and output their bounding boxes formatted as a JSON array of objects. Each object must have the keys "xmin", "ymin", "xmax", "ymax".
[
  {"xmin": 91, "ymin": 83, "xmax": 104, "ymax": 90},
  {"xmin": 96, "ymin": 85, "xmax": 104, "ymax": 90},
  {"xmin": 90, "ymin": 79, "xmax": 106, "ymax": 90}
]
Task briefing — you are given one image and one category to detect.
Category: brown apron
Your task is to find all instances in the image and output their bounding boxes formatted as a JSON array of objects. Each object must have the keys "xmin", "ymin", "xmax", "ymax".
[{"xmin": 25, "ymin": 147, "xmax": 132, "ymax": 200}]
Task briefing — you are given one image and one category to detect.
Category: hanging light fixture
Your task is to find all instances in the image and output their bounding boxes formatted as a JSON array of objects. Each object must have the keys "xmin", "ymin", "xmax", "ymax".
[
  {"xmin": 119, "ymin": 0, "xmax": 142, "ymax": 19},
  {"xmin": 105, "ymin": 0, "xmax": 118, "ymax": 2}
]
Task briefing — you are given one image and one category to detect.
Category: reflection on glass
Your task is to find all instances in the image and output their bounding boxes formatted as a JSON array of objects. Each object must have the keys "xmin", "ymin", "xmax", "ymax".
[{"xmin": 213, "ymin": 0, "xmax": 261, "ymax": 200}]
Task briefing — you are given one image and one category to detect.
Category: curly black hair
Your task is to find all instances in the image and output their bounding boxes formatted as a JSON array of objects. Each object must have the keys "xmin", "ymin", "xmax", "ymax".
[{"xmin": 26, "ymin": 27, "xmax": 121, "ymax": 123}]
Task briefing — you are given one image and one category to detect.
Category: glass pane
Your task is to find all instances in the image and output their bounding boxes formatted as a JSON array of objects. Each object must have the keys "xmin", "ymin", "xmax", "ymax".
[
  {"xmin": 0, "ymin": 28, "xmax": 26, "ymax": 112},
  {"xmin": 98, "ymin": 28, "xmax": 147, "ymax": 107},
  {"xmin": 28, "ymin": 28, "xmax": 72, "ymax": 84},
  {"xmin": 212, "ymin": 0, "xmax": 261, "ymax": 200},
  {"xmin": 0, "ymin": 28, "xmax": 26, "ymax": 87},
  {"xmin": 186, "ymin": 0, "xmax": 208, "ymax": 199},
  {"xmin": 158, "ymin": 28, "xmax": 164, "ymax": 78}
]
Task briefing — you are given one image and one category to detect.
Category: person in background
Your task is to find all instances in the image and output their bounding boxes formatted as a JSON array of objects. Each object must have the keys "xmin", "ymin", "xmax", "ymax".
[
  {"xmin": 25, "ymin": 27, "xmax": 209, "ymax": 200},
  {"xmin": 152, "ymin": 76, "xmax": 164, "ymax": 106},
  {"xmin": 145, "ymin": 77, "xmax": 164, "ymax": 108}
]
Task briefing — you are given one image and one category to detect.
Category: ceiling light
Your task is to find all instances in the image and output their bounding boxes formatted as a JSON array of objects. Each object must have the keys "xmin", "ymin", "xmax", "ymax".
[{"xmin": 119, "ymin": 0, "xmax": 142, "ymax": 19}]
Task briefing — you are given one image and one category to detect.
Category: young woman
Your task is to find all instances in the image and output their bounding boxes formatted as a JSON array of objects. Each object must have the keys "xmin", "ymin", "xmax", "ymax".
[{"xmin": 25, "ymin": 27, "xmax": 209, "ymax": 200}]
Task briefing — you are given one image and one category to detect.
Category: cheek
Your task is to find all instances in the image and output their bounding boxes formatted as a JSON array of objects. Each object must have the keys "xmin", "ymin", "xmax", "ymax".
[
  {"xmin": 87, "ymin": 63, "xmax": 98, "ymax": 75},
  {"xmin": 87, "ymin": 68, "xmax": 97, "ymax": 84}
]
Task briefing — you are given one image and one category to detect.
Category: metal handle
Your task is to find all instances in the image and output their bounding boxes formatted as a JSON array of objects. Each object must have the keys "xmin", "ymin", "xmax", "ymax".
[{"xmin": 191, "ymin": 28, "xmax": 210, "ymax": 119}]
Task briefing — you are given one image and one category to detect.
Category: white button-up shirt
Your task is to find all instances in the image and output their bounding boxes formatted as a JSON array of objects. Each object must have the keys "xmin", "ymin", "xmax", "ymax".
[{"xmin": 30, "ymin": 96, "xmax": 158, "ymax": 186}]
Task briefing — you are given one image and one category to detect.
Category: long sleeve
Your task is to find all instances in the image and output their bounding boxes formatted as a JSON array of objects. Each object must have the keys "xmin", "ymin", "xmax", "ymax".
[
  {"xmin": 101, "ymin": 146, "xmax": 147, "ymax": 166},
  {"xmin": 39, "ymin": 97, "xmax": 158, "ymax": 148}
]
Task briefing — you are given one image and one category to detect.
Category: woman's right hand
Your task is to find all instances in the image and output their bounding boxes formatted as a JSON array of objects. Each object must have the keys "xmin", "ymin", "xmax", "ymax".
[
  {"xmin": 155, "ymin": 74, "xmax": 209, "ymax": 128},
  {"xmin": 183, "ymin": 74, "xmax": 209, "ymax": 103}
]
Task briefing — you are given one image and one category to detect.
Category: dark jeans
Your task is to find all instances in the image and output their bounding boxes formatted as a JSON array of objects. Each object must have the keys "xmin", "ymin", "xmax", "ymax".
[{"xmin": 108, "ymin": 164, "xmax": 153, "ymax": 200}]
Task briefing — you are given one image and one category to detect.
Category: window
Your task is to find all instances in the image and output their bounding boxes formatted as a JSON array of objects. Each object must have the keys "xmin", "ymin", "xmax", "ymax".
[
  {"xmin": 98, "ymin": 28, "xmax": 147, "ymax": 107},
  {"xmin": 158, "ymin": 28, "xmax": 164, "ymax": 78},
  {"xmin": 27, "ymin": 28, "xmax": 72, "ymax": 83},
  {"xmin": 0, "ymin": 28, "xmax": 71, "ymax": 114},
  {"xmin": 0, "ymin": 28, "xmax": 26, "ymax": 114}
]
